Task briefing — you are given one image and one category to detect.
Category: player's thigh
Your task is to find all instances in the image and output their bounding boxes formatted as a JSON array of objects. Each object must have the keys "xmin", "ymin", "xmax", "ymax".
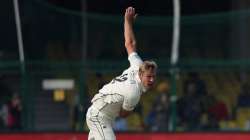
[
  {"xmin": 102, "ymin": 125, "xmax": 115, "ymax": 140},
  {"xmin": 88, "ymin": 127, "xmax": 115, "ymax": 140},
  {"xmin": 86, "ymin": 117, "xmax": 115, "ymax": 140}
]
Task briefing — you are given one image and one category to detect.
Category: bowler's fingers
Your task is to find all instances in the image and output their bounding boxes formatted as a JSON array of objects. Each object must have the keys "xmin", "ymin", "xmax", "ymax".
[{"xmin": 126, "ymin": 7, "xmax": 136, "ymax": 16}]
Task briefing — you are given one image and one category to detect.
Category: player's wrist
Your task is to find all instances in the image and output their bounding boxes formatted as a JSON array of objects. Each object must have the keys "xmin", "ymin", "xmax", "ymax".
[
  {"xmin": 125, "ymin": 17, "xmax": 131, "ymax": 22},
  {"xmin": 125, "ymin": 19, "xmax": 134, "ymax": 26}
]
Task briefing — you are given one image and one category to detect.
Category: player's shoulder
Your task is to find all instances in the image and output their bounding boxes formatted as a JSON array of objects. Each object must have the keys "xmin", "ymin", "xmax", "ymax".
[
  {"xmin": 125, "ymin": 67, "xmax": 139, "ymax": 75},
  {"xmin": 123, "ymin": 83, "xmax": 140, "ymax": 97},
  {"xmin": 128, "ymin": 52, "xmax": 142, "ymax": 61}
]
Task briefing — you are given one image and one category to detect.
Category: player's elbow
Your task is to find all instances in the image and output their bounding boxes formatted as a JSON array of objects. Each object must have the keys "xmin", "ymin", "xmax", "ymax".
[
  {"xmin": 120, "ymin": 109, "xmax": 132, "ymax": 118},
  {"xmin": 125, "ymin": 41, "xmax": 136, "ymax": 53},
  {"xmin": 125, "ymin": 40, "xmax": 136, "ymax": 48}
]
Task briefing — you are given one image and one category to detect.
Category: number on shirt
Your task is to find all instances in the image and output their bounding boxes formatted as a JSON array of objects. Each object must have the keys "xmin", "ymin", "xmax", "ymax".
[{"xmin": 112, "ymin": 73, "xmax": 128, "ymax": 83}]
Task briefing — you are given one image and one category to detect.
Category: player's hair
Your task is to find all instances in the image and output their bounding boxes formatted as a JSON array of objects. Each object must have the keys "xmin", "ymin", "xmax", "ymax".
[{"xmin": 139, "ymin": 60, "xmax": 158, "ymax": 74}]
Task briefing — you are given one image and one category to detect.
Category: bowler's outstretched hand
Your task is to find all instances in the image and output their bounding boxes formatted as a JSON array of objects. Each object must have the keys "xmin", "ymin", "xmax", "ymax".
[{"xmin": 125, "ymin": 7, "xmax": 137, "ymax": 23}]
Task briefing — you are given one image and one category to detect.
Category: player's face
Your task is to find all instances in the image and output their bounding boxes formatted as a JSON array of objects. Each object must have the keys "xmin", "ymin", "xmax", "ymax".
[{"xmin": 140, "ymin": 70, "xmax": 156, "ymax": 90}]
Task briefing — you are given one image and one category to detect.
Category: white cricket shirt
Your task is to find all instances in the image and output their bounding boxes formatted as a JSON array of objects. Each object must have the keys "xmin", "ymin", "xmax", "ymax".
[{"xmin": 90, "ymin": 52, "xmax": 147, "ymax": 120}]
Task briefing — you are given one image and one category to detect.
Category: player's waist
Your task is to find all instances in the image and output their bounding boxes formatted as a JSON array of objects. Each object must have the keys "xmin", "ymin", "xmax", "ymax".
[
  {"xmin": 91, "ymin": 97, "xmax": 117, "ymax": 120},
  {"xmin": 90, "ymin": 104, "xmax": 115, "ymax": 121}
]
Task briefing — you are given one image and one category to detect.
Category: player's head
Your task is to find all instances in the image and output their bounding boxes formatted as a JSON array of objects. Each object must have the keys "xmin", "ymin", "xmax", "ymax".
[{"xmin": 139, "ymin": 60, "xmax": 158, "ymax": 90}]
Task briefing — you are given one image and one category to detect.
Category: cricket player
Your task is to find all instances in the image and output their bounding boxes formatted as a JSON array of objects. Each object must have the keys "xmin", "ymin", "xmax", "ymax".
[{"xmin": 86, "ymin": 7, "xmax": 157, "ymax": 140}]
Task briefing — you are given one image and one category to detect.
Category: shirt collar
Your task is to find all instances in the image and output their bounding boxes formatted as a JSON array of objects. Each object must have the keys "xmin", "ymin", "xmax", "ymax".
[{"xmin": 136, "ymin": 73, "xmax": 147, "ymax": 93}]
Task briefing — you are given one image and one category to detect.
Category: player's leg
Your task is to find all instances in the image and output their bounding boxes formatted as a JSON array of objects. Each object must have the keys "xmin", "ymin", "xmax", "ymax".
[
  {"xmin": 86, "ymin": 115, "xmax": 115, "ymax": 140},
  {"xmin": 86, "ymin": 108, "xmax": 116, "ymax": 140},
  {"xmin": 87, "ymin": 130, "xmax": 95, "ymax": 140}
]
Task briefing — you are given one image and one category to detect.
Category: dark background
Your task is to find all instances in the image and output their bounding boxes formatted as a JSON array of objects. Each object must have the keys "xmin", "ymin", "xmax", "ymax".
[
  {"xmin": 47, "ymin": 0, "xmax": 233, "ymax": 15},
  {"xmin": 1, "ymin": 0, "xmax": 250, "ymax": 60}
]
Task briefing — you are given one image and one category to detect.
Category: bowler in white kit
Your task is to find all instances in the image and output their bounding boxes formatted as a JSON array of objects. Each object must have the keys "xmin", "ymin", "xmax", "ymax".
[{"xmin": 86, "ymin": 7, "xmax": 158, "ymax": 140}]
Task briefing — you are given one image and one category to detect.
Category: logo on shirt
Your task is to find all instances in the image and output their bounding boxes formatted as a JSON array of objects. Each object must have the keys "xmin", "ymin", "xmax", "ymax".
[{"xmin": 111, "ymin": 73, "xmax": 128, "ymax": 84}]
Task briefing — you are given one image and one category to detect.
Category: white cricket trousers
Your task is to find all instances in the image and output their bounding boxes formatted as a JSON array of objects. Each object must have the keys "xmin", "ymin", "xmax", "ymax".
[{"xmin": 86, "ymin": 106, "xmax": 116, "ymax": 140}]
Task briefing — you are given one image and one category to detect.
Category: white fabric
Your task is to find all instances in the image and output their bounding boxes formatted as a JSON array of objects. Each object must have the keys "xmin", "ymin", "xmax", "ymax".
[
  {"xmin": 89, "ymin": 52, "xmax": 144, "ymax": 120},
  {"xmin": 86, "ymin": 52, "xmax": 146, "ymax": 140},
  {"xmin": 86, "ymin": 107, "xmax": 115, "ymax": 140},
  {"xmin": 128, "ymin": 52, "xmax": 143, "ymax": 70}
]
